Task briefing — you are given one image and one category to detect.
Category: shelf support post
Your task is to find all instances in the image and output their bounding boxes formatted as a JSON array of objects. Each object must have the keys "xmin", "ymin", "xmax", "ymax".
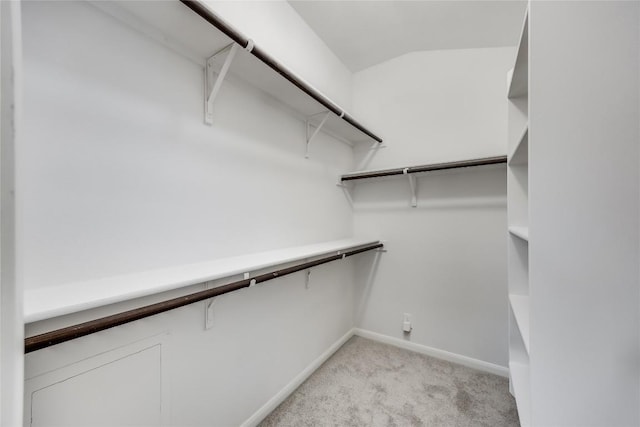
[
  {"xmin": 205, "ymin": 43, "xmax": 239, "ymax": 125},
  {"xmin": 404, "ymin": 168, "xmax": 417, "ymax": 207},
  {"xmin": 306, "ymin": 111, "xmax": 331, "ymax": 158}
]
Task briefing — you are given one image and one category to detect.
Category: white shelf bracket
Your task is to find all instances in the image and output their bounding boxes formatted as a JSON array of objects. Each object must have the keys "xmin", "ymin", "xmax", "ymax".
[
  {"xmin": 304, "ymin": 269, "xmax": 311, "ymax": 289},
  {"xmin": 244, "ymin": 272, "xmax": 258, "ymax": 288},
  {"xmin": 336, "ymin": 181, "xmax": 354, "ymax": 207},
  {"xmin": 305, "ymin": 111, "xmax": 331, "ymax": 158},
  {"xmin": 355, "ymin": 141, "xmax": 387, "ymax": 171},
  {"xmin": 205, "ymin": 43, "xmax": 239, "ymax": 125},
  {"xmin": 404, "ymin": 168, "xmax": 417, "ymax": 207},
  {"xmin": 367, "ymin": 141, "xmax": 388, "ymax": 151},
  {"xmin": 204, "ymin": 282, "xmax": 217, "ymax": 330}
]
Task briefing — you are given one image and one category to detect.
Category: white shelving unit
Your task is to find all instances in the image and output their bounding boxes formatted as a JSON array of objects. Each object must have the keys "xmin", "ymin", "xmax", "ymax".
[
  {"xmin": 507, "ymin": 5, "xmax": 529, "ymax": 427},
  {"xmin": 506, "ymin": 3, "xmax": 640, "ymax": 425}
]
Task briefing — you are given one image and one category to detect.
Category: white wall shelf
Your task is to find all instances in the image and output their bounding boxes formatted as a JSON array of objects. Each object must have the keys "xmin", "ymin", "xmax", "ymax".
[
  {"xmin": 509, "ymin": 295, "xmax": 530, "ymax": 354},
  {"xmin": 509, "ymin": 361, "xmax": 531, "ymax": 427},
  {"xmin": 340, "ymin": 156, "xmax": 507, "ymax": 207},
  {"xmin": 93, "ymin": 1, "xmax": 382, "ymax": 146},
  {"xmin": 508, "ymin": 125, "xmax": 528, "ymax": 165},
  {"xmin": 341, "ymin": 156, "xmax": 507, "ymax": 182},
  {"xmin": 508, "ymin": 226, "xmax": 529, "ymax": 242},
  {"xmin": 24, "ymin": 238, "xmax": 380, "ymax": 324}
]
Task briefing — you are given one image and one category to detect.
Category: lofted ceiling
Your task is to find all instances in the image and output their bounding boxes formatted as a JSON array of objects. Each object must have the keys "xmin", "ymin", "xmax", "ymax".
[{"xmin": 288, "ymin": 0, "xmax": 527, "ymax": 72}]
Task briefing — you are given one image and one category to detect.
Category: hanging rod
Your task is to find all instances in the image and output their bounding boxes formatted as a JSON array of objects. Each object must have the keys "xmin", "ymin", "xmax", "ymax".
[
  {"xmin": 24, "ymin": 242, "xmax": 383, "ymax": 353},
  {"xmin": 179, "ymin": 0, "xmax": 382, "ymax": 144},
  {"xmin": 340, "ymin": 155, "xmax": 507, "ymax": 182}
]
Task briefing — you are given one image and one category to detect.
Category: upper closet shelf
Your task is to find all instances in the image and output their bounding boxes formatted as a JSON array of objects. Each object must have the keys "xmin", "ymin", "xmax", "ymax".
[
  {"xmin": 24, "ymin": 238, "xmax": 381, "ymax": 324},
  {"xmin": 341, "ymin": 155, "xmax": 507, "ymax": 182},
  {"xmin": 95, "ymin": 0, "xmax": 382, "ymax": 146},
  {"xmin": 507, "ymin": 8, "xmax": 528, "ymax": 99},
  {"xmin": 339, "ymin": 156, "xmax": 506, "ymax": 207}
]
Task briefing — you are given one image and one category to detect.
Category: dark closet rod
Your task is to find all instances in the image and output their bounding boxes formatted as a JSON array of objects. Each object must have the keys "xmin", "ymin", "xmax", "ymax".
[
  {"xmin": 341, "ymin": 155, "xmax": 507, "ymax": 182},
  {"xmin": 24, "ymin": 242, "xmax": 383, "ymax": 353},
  {"xmin": 179, "ymin": 0, "xmax": 382, "ymax": 143}
]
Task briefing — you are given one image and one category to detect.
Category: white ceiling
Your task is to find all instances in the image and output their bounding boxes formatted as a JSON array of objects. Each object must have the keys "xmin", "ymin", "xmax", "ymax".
[{"xmin": 289, "ymin": 1, "xmax": 527, "ymax": 72}]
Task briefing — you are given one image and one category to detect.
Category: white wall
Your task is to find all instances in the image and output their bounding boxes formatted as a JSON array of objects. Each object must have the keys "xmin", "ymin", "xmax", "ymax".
[
  {"xmin": 21, "ymin": 1, "xmax": 361, "ymax": 425},
  {"xmin": 352, "ymin": 47, "xmax": 513, "ymax": 367}
]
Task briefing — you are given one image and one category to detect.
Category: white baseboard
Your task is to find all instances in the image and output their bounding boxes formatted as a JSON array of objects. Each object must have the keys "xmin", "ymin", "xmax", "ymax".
[
  {"xmin": 353, "ymin": 328, "xmax": 509, "ymax": 378},
  {"xmin": 240, "ymin": 328, "xmax": 356, "ymax": 427}
]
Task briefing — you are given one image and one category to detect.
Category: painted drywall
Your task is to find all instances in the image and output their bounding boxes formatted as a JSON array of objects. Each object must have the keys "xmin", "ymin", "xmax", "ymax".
[
  {"xmin": 205, "ymin": 0, "xmax": 354, "ymax": 112},
  {"xmin": 352, "ymin": 47, "xmax": 513, "ymax": 367},
  {"xmin": 21, "ymin": 1, "xmax": 360, "ymax": 425}
]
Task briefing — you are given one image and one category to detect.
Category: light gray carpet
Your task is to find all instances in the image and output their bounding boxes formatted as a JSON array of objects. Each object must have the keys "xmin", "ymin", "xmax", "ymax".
[{"xmin": 260, "ymin": 336, "xmax": 519, "ymax": 427}]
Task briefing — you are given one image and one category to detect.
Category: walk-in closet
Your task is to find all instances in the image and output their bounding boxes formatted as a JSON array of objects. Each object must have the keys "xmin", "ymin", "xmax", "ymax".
[{"xmin": 1, "ymin": 1, "xmax": 638, "ymax": 426}]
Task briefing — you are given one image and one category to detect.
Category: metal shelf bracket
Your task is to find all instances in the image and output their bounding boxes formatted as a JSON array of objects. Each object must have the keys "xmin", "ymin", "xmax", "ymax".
[
  {"xmin": 205, "ymin": 43, "xmax": 239, "ymax": 125},
  {"xmin": 404, "ymin": 168, "xmax": 418, "ymax": 207},
  {"xmin": 305, "ymin": 111, "xmax": 331, "ymax": 158}
]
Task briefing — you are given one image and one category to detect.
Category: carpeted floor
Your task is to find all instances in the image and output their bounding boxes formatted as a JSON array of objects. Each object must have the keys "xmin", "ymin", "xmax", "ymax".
[{"xmin": 260, "ymin": 336, "xmax": 519, "ymax": 427}]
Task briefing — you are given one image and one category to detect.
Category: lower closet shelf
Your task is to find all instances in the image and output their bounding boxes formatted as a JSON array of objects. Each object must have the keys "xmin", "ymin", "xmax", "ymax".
[{"xmin": 24, "ymin": 238, "xmax": 380, "ymax": 323}]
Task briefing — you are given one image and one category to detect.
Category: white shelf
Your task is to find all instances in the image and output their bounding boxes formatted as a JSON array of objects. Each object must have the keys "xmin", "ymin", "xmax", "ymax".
[
  {"xmin": 509, "ymin": 361, "xmax": 531, "ymax": 427},
  {"xmin": 509, "ymin": 226, "xmax": 529, "ymax": 242},
  {"xmin": 92, "ymin": 1, "xmax": 379, "ymax": 144},
  {"xmin": 509, "ymin": 295, "xmax": 530, "ymax": 354},
  {"xmin": 24, "ymin": 238, "xmax": 380, "ymax": 323},
  {"xmin": 508, "ymin": 8, "xmax": 528, "ymax": 99},
  {"xmin": 508, "ymin": 125, "xmax": 528, "ymax": 165}
]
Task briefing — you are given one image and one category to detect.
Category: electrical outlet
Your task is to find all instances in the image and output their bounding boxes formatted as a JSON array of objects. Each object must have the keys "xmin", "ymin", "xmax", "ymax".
[{"xmin": 403, "ymin": 313, "xmax": 412, "ymax": 332}]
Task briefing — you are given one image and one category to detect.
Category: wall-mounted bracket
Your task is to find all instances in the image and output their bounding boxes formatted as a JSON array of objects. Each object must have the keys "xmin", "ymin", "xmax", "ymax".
[
  {"xmin": 305, "ymin": 111, "xmax": 331, "ymax": 158},
  {"xmin": 367, "ymin": 141, "xmax": 388, "ymax": 151},
  {"xmin": 336, "ymin": 181, "xmax": 354, "ymax": 207},
  {"xmin": 244, "ymin": 272, "xmax": 257, "ymax": 288},
  {"xmin": 304, "ymin": 269, "xmax": 311, "ymax": 289},
  {"xmin": 404, "ymin": 168, "xmax": 418, "ymax": 207},
  {"xmin": 355, "ymin": 140, "xmax": 387, "ymax": 171},
  {"xmin": 204, "ymin": 282, "xmax": 217, "ymax": 330},
  {"xmin": 205, "ymin": 43, "xmax": 239, "ymax": 125}
]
